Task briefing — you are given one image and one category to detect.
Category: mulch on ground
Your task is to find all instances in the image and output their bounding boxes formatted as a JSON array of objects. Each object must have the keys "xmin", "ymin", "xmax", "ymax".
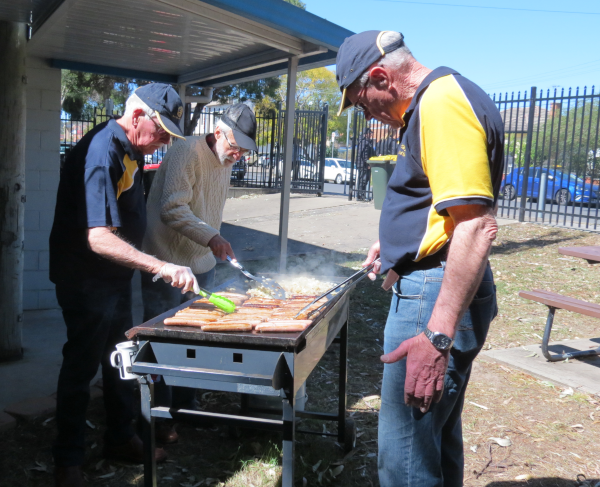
[{"xmin": 2, "ymin": 224, "xmax": 600, "ymax": 486}]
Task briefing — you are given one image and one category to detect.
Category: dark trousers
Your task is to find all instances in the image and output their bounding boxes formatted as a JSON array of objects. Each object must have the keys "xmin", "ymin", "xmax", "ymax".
[
  {"xmin": 141, "ymin": 267, "xmax": 216, "ymax": 409},
  {"xmin": 357, "ymin": 165, "xmax": 371, "ymax": 200},
  {"xmin": 53, "ymin": 279, "xmax": 135, "ymax": 467}
]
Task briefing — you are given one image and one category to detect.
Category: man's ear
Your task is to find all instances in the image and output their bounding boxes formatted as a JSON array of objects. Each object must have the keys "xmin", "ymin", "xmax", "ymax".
[
  {"xmin": 369, "ymin": 66, "xmax": 390, "ymax": 89},
  {"xmin": 131, "ymin": 108, "xmax": 145, "ymax": 128},
  {"xmin": 214, "ymin": 125, "xmax": 221, "ymax": 138}
]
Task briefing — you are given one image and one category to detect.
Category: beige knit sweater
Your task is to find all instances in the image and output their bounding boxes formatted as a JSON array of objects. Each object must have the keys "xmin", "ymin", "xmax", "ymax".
[{"xmin": 143, "ymin": 135, "xmax": 231, "ymax": 274}]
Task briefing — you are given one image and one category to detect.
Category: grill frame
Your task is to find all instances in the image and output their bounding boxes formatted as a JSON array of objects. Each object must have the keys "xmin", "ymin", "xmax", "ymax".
[{"xmin": 126, "ymin": 276, "xmax": 356, "ymax": 487}]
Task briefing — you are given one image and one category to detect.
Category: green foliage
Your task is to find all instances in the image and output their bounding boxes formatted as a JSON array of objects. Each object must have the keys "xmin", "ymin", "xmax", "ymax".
[
  {"xmin": 504, "ymin": 100, "xmax": 600, "ymax": 179},
  {"xmin": 283, "ymin": 0, "xmax": 306, "ymax": 8}
]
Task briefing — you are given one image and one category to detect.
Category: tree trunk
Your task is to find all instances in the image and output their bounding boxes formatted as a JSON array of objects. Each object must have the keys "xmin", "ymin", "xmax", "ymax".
[
  {"xmin": 184, "ymin": 87, "xmax": 222, "ymax": 136},
  {"xmin": 0, "ymin": 21, "xmax": 26, "ymax": 362}
]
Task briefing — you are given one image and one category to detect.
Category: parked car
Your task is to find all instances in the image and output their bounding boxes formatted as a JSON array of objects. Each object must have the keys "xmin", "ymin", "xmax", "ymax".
[
  {"xmin": 231, "ymin": 158, "xmax": 247, "ymax": 180},
  {"xmin": 276, "ymin": 159, "xmax": 316, "ymax": 180},
  {"xmin": 501, "ymin": 166, "xmax": 599, "ymax": 205},
  {"xmin": 324, "ymin": 158, "xmax": 357, "ymax": 184},
  {"xmin": 144, "ymin": 153, "xmax": 162, "ymax": 172}
]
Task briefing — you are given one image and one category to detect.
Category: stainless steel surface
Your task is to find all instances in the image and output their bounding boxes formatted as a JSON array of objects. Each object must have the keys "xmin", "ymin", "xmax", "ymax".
[{"xmin": 226, "ymin": 256, "xmax": 287, "ymax": 299}]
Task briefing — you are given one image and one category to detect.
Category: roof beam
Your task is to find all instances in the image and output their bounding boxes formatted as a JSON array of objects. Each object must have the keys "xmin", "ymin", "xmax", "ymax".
[
  {"xmin": 50, "ymin": 59, "xmax": 178, "ymax": 83},
  {"xmin": 153, "ymin": 0, "xmax": 305, "ymax": 55}
]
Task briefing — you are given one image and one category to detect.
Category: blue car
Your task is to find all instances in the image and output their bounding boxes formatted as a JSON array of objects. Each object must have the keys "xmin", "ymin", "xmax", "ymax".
[{"xmin": 501, "ymin": 167, "xmax": 599, "ymax": 205}]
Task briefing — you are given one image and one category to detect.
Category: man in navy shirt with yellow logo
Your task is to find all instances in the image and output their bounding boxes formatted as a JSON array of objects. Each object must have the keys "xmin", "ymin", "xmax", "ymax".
[
  {"xmin": 50, "ymin": 83, "xmax": 200, "ymax": 487},
  {"xmin": 337, "ymin": 31, "xmax": 503, "ymax": 487}
]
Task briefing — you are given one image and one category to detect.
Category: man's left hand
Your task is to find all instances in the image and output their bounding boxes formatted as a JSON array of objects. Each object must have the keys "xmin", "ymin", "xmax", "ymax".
[{"xmin": 381, "ymin": 333, "xmax": 449, "ymax": 413}]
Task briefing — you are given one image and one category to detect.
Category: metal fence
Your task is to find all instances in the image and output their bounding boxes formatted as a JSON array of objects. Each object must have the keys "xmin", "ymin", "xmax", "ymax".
[
  {"xmin": 348, "ymin": 85, "xmax": 600, "ymax": 230},
  {"xmin": 494, "ymin": 86, "xmax": 600, "ymax": 230},
  {"xmin": 62, "ymin": 104, "xmax": 328, "ymax": 194}
]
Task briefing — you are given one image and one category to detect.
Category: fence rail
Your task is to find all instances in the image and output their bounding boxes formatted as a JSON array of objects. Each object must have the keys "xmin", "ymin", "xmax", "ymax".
[
  {"xmin": 61, "ymin": 104, "xmax": 328, "ymax": 194},
  {"xmin": 348, "ymin": 84, "xmax": 600, "ymax": 230}
]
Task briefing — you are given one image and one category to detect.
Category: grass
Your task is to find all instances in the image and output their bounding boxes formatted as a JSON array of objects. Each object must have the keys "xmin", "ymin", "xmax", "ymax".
[{"xmin": 2, "ymin": 223, "xmax": 600, "ymax": 486}]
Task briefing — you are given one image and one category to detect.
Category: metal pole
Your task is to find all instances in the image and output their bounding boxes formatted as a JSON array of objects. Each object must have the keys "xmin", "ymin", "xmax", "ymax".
[
  {"xmin": 318, "ymin": 104, "xmax": 328, "ymax": 195},
  {"xmin": 0, "ymin": 21, "xmax": 26, "ymax": 362},
  {"xmin": 519, "ymin": 86, "xmax": 537, "ymax": 222},
  {"xmin": 178, "ymin": 83, "xmax": 187, "ymax": 134},
  {"xmin": 278, "ymin": 56, "xmax": 299, "ymax": 273},
  {"xmin": 344, "ymin": 109, "xmax": 350, "ymax": 195},
  {"xmin": 348, "ymin": 110, "xmax": 358, "ymax": 201},
  {"xmin": 537, "ymin": 171, "xmax": 548, "ymax": 220}
]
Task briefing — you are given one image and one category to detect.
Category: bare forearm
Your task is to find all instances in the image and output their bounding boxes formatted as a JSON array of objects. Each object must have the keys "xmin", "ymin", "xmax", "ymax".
[
  {"xmin": 87, "ymin": 227, "xmax": 165, "ymax": 274},
  {"xmin": 428, "ymin": 207, "xmax": 498, "ymax": 337}
]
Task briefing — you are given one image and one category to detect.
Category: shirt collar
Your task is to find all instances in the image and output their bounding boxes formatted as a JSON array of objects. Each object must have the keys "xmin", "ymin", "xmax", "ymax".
[
  {"xmin": 402, "ymin": 67, "xmax": 461, "ymax": 122},
  {"xmin": 108, "ymin": 118, "xmax": 143, "ymax": 162}
]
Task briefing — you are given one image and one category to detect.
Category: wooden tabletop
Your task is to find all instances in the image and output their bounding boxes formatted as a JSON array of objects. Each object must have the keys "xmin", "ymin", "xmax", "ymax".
[{"xmin": 558, "ymin": 246, "xmax": 600, "ymax": 263}]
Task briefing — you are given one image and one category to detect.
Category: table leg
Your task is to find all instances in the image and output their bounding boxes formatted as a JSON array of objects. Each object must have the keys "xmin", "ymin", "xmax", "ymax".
[
  {"xmin": 281, "ymin": 396, "xmax": 295, "ymax": 487},
  {"xmin": 338, "ymin": 321, "xmax": 348, "ymax": 442},
  {"xmin": 139, "ymin": 376, "xmax": 157, "ymax": 487}
]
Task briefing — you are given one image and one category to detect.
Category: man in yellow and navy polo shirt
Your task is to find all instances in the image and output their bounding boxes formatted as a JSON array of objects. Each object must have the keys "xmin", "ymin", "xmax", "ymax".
[
  {"xmin": 50, "ymin": 84, "xmax": 201, "ymax": 487},
  {"xmin": 337, "ymin": 31, "xmax": 503, "ymax": 487}
]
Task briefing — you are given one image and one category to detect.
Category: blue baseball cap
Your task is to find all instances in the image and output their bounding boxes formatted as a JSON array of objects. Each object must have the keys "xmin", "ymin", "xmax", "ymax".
[
  {"xmin": 134, "ymin": 83, "xmax": 185, "ymax": 139},
  {"xmin": 336, "ymin": 31, "xmax": 405, "ymax": 116},
  {"xmin": 221, "ymin": 104, "xmax": 258, "ymax": 151}
]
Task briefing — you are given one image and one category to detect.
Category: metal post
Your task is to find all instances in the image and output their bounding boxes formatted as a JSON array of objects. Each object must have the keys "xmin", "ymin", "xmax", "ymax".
[
  {"xmin": 537, "ymin": 171, "xmax": 548, "ymax": 220},
  {"xmin": 281, "ymin": 396, "xmax": 295, "ymax": 487},
  {"xmin": 348, "ymin": 110, "xmax": 358, "ymax": 201},
  {"xmin": 344, "ymin": 109, "xmax": 351, "ymax": 195},
  {"xmin": 278, "ymin": 56, "xmax": 299, "ymax": 273},
  {"xmin": 139, "ymin": 376, "xmax": 157, "ymax": 487},
  {"xmin": 318, "ymin": 104, "xmax": 328, "ymax": 195},
  {"xmin": 0, "ymin": 21, "xmax": 26, "ymax": 362},
  {"xmin": 178, "ymin": 83, "xmax": 187, "ymax": 134},
  {"xmin": 519, "ymin": 86, "xmax": 537, "ymax": 222},
  {"xmin": 337, "ymin": 322, "xmax": 348, "ymax": 442}
]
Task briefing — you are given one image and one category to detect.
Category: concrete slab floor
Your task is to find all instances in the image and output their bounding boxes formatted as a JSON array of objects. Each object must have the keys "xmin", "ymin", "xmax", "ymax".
[{"xmin": 482, "ymin": 337, "xmax": 600, "ymax": 396}]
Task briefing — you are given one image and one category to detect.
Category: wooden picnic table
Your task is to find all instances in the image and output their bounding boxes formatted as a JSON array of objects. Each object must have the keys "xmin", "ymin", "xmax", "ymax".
[{"xmin": 558, "ymin": 246, "xmax": 600, "ymax": 264}]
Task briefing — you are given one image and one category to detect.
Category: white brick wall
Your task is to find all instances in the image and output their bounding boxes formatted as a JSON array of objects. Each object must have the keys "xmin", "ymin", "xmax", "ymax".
[{"xmin": 24, "ymin": 57, "xmax": 61, "ymax": 310}]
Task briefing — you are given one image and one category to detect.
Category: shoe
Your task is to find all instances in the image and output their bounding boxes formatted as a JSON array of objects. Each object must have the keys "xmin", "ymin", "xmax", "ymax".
[
  {"xmin": 155, "ymin": 422, "xmax": 179, "ymax": 444},
  {"xmin": 55, "ymin": 465, "xmax": 86, "ymax": 487},
  {"xmin": 103, "ymin": 434, "xmax": 168, "ymax": 464}
]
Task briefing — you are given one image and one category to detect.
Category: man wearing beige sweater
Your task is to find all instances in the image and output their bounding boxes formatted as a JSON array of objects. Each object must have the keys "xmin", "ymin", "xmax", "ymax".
[{"xmin": 141, "ymin": 104, "xmax": 258, "ymax": 441}]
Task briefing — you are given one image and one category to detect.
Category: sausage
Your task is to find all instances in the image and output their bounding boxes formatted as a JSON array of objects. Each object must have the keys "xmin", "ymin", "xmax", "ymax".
[
  {"xmin": 218, "ymin": 316, "xmax": 266, "ymax": 323},
  {"xmin": 255, "ymin": 322, "xmax": 312, "ymax": 333},
  {"xmin": 164, "ymin": 317, "xmax": 215, "ymax": 326},
  {"xmin": 201, "ymin": 323, "xmax": 253, "ymax": 332}
]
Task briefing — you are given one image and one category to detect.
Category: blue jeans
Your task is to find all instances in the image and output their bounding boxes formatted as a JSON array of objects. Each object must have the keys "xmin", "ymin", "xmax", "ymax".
[{"xmin": 378, "ymin": 262, "xmax": 497, "ymax": 487}]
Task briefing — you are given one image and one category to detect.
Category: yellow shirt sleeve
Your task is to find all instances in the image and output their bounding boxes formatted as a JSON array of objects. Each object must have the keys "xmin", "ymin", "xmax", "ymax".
[{"xmin": 419, "ymin": 75, "xmax": 494, "ymax": 213}]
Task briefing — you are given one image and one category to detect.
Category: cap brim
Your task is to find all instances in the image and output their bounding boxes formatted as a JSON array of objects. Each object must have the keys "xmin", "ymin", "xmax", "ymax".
[
  {"xmin": 336, "ymin": 88, "xmax": 354, "ymax": 116},
  {"xmin": 231, "ymin": 128, "xmax": 258, "ymax": 152},
  {"xmin": 154, "ymin": 112, "xmax": 185, "ymax": 140}
]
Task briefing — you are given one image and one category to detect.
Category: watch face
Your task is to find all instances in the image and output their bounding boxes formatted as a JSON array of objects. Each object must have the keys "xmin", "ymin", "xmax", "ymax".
[{"xmin": 432, "ymin": 334, "xmax": 452, "ymax": 350}]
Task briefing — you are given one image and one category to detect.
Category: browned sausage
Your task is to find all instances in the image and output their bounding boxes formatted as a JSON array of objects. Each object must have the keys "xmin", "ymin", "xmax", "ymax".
[
  {"xmin": 164, "ymin": 317, "xmax": 215, "ymax": 326},
  {"xmin": 200, "ymin": 323, "xmax": 253, "ymax": 332}
]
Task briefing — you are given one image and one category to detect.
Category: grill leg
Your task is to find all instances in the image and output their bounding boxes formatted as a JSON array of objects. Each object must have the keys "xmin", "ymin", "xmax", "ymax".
[
  {"xmin": 281, "ymin": 396, "xmax": 295, "ymax": 487},
  {"xmin": 338, "ymin": 321, "xmax": 348, "ymax": 442},
  {"xmin": 139, "ymin": 376, "xmax": 157, "ymax": 487}
]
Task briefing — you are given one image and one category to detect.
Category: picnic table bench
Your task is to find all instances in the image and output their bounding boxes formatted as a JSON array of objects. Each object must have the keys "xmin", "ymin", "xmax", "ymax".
[{"xmin": 519, "ymin": 246, "xmax": 600, "ymax": 362}]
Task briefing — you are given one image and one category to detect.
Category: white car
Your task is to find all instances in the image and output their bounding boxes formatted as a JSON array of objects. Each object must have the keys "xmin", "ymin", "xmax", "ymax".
[
  {"xmin": 277, "ymin": 159, "xmax": 316, "ymax": 179},
  {"xmin": 324, "ymin": 158, "xmax": 356, "ymax": 184}
]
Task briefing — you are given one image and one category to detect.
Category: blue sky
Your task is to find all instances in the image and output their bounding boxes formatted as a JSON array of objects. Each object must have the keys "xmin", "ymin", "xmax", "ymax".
[{"xmin": 305, "ymin": 0, "xmax": 600, "ymax": 96}]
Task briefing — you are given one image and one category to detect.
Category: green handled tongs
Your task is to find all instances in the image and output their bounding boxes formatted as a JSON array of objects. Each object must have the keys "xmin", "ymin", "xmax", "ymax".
[{"xmin": 196, "ymin": 286, "xmax": 236, "ymax": 313}]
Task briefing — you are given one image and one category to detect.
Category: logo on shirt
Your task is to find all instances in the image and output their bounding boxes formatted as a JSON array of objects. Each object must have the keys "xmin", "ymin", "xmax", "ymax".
[
  {"xmin": 117, "ymin": 155, "xmax": 138, "ymax": 199},
  {"xmin": 176, "ymin": 106, "xmax": 183, "ymax": 119}
]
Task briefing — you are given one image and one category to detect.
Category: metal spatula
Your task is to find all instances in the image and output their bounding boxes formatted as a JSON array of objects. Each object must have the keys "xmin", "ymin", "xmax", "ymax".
[{"xmin": 226, "ymin": 256, "xmax": 287, "ymax": 300}]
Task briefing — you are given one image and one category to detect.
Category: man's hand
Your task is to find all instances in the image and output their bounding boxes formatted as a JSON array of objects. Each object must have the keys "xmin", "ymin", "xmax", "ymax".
[
  {"xmin": 208, "ymin": 234, "xmax": 235, "ymax": 261},
  {"xmin": 154, "ymin": 263, "xmax": 200, "ymax": 294},
  {"xmin": 362, "ymin": 240, "xmax": 381, "ymax": 281},
  {"xmin": 381, "ymin": 333, "xmax": 449, "ymax": 413}
]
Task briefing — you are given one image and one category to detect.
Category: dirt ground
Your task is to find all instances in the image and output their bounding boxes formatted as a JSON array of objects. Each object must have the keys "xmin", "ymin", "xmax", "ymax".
[{"xmin": 2, "ymin": 224, "xmax": 600, "ymax": 487}]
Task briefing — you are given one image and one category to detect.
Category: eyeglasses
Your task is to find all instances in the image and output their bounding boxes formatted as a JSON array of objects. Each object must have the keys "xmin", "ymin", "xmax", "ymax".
[
  {"xmin": 353, "ymin": 72, "xmax": 371, "ymax": 112},
  {"xmin": 149, "ymin": 116, "xmax": 168, "ymax": 135},
  {"xmin": 223, "ymin": 131, "xmax": 249, "ymax": 155}
]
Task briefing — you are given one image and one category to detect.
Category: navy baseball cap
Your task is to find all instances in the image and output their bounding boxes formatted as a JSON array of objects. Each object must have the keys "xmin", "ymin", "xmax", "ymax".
[
  {"xmin": 221, "ymin": 104, "xmax": 258, "ymax": 152},
  {"xmin": 336, "ymin": 30, "xmax": 405, "ymax": 116},
  {"xmin": 135, "ymin": 83, "xmax": 185, "ymax": 139}
]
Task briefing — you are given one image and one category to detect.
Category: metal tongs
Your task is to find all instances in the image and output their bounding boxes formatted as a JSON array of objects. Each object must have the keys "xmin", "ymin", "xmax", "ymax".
[
  {"xmin": 226, "ymin": 256, "xmax": 287, "ymax": 300},
  {"xmin": 293, "ymin": 258, "xmax": 380, "ymax": 319}
]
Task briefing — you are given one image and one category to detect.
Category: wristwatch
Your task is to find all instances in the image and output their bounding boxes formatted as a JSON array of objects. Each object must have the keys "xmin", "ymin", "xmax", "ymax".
[{"xmin": 423, "ymin": 328, "xmax": 454, "ymax": 351}]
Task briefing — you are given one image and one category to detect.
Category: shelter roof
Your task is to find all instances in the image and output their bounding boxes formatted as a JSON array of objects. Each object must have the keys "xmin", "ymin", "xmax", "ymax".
[{"xmin": 0, "ymin": 0, "xmax": 353, "ymax": 87}]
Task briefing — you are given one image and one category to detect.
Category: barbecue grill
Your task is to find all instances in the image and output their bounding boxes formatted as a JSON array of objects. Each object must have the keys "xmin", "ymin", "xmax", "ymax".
[{"xmin": 123, "ymin": 275, "xmax": 356, "ymax": 487}]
